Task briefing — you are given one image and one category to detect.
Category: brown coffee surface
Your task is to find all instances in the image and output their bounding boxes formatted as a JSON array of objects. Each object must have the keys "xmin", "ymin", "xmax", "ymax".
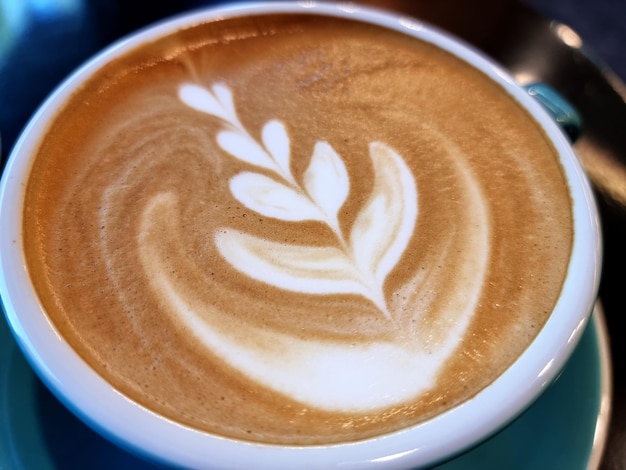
[{"xmin": 23, "ymin": 13, "xmax": 572, "ymax": 445}]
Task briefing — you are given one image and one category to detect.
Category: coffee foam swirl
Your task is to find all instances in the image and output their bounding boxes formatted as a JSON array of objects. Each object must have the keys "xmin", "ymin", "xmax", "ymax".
[{"xmin": 132, "ymin": 84, "xmax": 490, "ymax": 411}]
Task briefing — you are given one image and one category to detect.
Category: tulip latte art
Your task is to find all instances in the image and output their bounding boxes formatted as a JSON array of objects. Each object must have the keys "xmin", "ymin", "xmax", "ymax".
[{"xmin": 24, "ymin": 14, "xmax": 572, "ymax": 444}]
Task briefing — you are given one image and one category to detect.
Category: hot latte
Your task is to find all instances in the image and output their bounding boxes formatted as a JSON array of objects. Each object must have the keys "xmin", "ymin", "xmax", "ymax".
[{"xmin": 23, "ymin": 13, "xmax": 572, "ymax": 444}]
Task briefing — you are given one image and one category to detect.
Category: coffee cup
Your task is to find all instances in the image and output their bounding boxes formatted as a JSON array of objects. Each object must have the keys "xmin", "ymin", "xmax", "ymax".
[{"xmin": 0, "ymin": 2, "xmax": 601, "ymax": 468}]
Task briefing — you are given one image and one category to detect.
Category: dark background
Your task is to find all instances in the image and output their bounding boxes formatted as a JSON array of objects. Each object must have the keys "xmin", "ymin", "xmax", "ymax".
[{"xmin": 1, "ymin": 1, "xmax": 625, "ymax": 469}]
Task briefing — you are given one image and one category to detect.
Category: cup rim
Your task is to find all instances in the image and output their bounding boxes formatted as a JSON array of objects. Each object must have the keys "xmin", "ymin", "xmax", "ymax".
[{"xmin": 0, "ymin": 2, "xmax": 602, "ymax": 469}]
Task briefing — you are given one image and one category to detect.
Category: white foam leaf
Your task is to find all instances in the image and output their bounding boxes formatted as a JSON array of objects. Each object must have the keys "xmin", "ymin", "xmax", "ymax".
[
  {"xmin": 215, "ymin": 229, "xmax": 371, "ymax": 297},
  {"xmin": 178, "ymin": 83, "xmax": 231, "ymax": 122},
  {"xmin": 303, "ymin": 142, "xmax": 349, "ymax": 233},
  {"xmin": 179, "ymin": 83, "xmax": 418, "ymax": 316},
  {"xmin": 217, "ymin": 131, "xmax": 278, "ymax": 172},
  {"xmin": 211, "ymin": 83, "xmax": 238, "ymax": 122},
  {"xmin": 262, "ymin": 120, "xmax": 292, "ymax": 182},
  {"xmin": 230, "ymin": 172, "xmax": 323, "ymax": 222},
  {"xmin": 350, "ymin": 142, "xmax": 418, "ymax": 284}
]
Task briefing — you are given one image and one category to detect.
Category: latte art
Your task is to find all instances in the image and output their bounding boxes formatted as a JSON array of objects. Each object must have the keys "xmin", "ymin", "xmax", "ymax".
[
  {"xmin": 179, "ymin": 83, "xmax": 418, "ymax": 317},
  {"xmin": 23, "ymin": 14, "xmax": 572, "ymax": 444},
  {"xmin": 135, "ymin": 83, "xmax": 490, "ymax": 411}
]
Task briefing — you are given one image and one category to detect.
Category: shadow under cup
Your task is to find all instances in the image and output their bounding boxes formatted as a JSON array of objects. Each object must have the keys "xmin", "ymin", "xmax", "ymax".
[{"xmin": 0, "ymin": 2, "xmax": 601, "ymax": 469}]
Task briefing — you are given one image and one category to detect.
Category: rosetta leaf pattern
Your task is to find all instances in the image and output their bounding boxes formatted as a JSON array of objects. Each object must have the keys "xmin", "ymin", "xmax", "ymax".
[
  {"xmin": 229, "ymin": 172, "xmax": 324, "ymax": 222},
  {"xmin": 350, "ymin": 142, "xmax": 418, "ymax": 285},
  {"xmin": 177, "ymin": 83, "xmax": 418, "ymax": 317},
  {"xmin": 262, "ymin": 120, "xmax": 292, "ymax": 177},
  {"xmin": 303, "ymin": 142, "xmax": 349, "ymax": 236},
  {"xmin": 179, "ymin": 83, "xmax": 238, "ymax": 124},
  {"xmin": 215, "ymin": 229, "xmax": 374, "ymax": 296}
]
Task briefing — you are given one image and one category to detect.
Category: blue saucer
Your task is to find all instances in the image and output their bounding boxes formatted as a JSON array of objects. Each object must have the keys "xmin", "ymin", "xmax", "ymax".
[{"xmin": 0, "ymin": 307, "xmax": 610, "ymax": 469}]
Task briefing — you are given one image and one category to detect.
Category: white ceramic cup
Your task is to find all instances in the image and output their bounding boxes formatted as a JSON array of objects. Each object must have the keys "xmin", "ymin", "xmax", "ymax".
[{"xmin": 0, "ymin": 2, "xmax": 601, "ymax": 469}]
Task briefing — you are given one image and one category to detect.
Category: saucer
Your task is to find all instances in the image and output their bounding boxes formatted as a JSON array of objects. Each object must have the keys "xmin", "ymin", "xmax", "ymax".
[
  {"xmin": 435, "ymin": 304, "xmax": 611, "ymax": 469},
  {"xmin": 0, "ymin": 305, "xmax": 611, "ymax": 469}
]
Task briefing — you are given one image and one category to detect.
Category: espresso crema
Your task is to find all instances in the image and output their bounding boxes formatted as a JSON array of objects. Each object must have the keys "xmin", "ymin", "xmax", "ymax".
[{"xmin": 23, "ymin": 14, "xmax": 572, "ymax": 444}]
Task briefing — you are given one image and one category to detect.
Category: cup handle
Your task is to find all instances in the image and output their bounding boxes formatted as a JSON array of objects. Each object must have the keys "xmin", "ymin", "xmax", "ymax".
[{"xmin": 523, "ymin": 83, "xmax": 582, "ymax": 143}]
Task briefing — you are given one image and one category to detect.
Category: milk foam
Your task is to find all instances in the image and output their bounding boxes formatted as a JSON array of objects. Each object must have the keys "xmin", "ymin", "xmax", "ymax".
[
  {"xmin": 133, "ymin": 84, "xmax": 491, "ymax": 412},
  {"xmin": 216, "ymin": 140, "xmax": 417, "ymax": 316}
]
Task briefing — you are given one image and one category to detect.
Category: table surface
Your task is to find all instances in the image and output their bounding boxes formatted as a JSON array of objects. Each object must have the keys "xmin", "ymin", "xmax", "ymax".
[{"xmin": 1, "ymin": 1, "xmax": 625, "ymax": 469}]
